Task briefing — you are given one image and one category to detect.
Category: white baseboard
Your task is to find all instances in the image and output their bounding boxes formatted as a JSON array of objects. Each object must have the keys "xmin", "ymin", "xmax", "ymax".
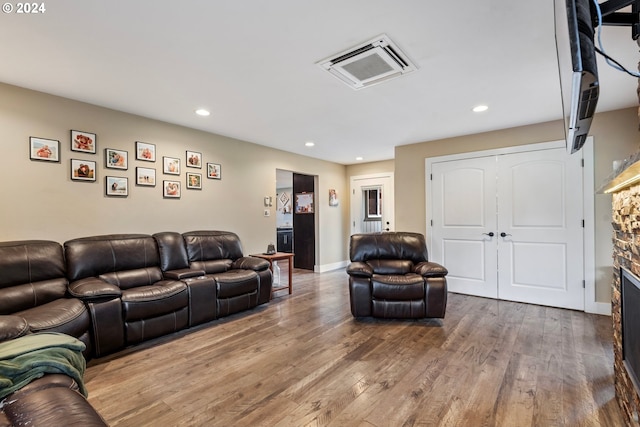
[
  {"xmin": 315, "ymin": 260, "xmax": 348, "ymax": 273},
  {"xmin": 586, "ymin": 301, "xmax": 612, "ymax": 316}
]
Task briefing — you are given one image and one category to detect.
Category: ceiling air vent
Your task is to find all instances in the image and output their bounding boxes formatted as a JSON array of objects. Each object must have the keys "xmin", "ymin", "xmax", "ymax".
[{"xmin": 317, "ymin": 34, "xmax": 417, "ymax": 90}]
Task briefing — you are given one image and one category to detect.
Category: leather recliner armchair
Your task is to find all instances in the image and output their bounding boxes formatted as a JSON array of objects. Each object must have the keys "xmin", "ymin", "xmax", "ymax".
[
  {"xmin": 346, "ymin": 232, "xmax": 448, "ymax": 319},
  {"xmin": 65, "ymin": 234, "xmax": 189, "ymax": 355},
  {"xmin": 0, "ymin": 241, "xmax": 92, "ymax": 357}
]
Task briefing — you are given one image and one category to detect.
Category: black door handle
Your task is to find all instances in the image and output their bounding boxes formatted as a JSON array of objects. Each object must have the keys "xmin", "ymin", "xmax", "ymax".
[
  {"xmin": 500, "ymin": 232, "xmax": 512, "ymax": 237},
  {"xmin": 482, "ymin": 232, "xmax": 494, "ymax": 237}
]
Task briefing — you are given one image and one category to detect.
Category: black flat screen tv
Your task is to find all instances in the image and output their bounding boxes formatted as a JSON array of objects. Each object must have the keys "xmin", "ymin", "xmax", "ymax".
[{"xmin": 555, "ymin": 0, "xmax": 599, "ymax": 154}]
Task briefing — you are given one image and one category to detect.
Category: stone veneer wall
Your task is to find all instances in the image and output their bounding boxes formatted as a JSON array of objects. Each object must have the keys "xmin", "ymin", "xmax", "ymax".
[{"xmin": 613, "ymin": 184, "xmax": 640, "ymax": 425}]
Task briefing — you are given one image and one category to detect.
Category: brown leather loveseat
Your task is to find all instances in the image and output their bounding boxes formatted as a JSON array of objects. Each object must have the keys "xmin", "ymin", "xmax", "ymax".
[
  {"xmin": 346, "ymin": 232, "xmax": 448, "ymax": 319},
  {"xmin": 154, "ymin": 230, "xmax": 272, "ymax": 320}
]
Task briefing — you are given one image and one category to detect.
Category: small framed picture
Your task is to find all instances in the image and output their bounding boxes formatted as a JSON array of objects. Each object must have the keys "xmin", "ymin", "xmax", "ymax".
[
  {"xmin": 70, "ymin": 159, "xmax": 96, "ymax": 182},
  {"xmin": 186, "ymin": 172, "xmax": 202, "ymax": 189},
  {"xmin": 295, "ymin": 192, "xmax": 314, "ymax": 213},
  {"xmin": 135, "ymin": 141, "xmax": 156, "ymax": 162},
  {"xmin": 71, "ymin": 130, "xmax": 96, "ymax": 154},
  {"xmin": 106, "ymin": 176, "xmax": 128, "ymax": 197},
  {"xmin": 163, "ymin": 156, "xmax": 180, "ymax": 175},
  {"xmin": 163, "ymin": 180, "xmax": 181, "ymax": 198},
  {"xmin": 105, "ymin": 148, "xmax": 128, "ymax": 170},
  {"xmin": 207, "ymin": 163, "xmax": 221, "ymax": 180},
  {"xmin": 329, "ymin": 189, "xmax": 339, "ymax": 206},
  {"xmin": 186, "ymin": 150, "xmax": 202, "ymax": 168},
  {"xmin": 136, "ymin": 167, "xmax": 156, "ymax": 187},
  {"xmin": 29, "ymin": 137, "xmax": 60, "ymax": 162}
]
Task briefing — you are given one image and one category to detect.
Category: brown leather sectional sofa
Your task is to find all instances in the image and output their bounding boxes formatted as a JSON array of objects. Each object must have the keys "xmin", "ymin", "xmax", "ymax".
[{"xmin": 0, "ymin": 230, "xmax": 272, "ymax": 426}]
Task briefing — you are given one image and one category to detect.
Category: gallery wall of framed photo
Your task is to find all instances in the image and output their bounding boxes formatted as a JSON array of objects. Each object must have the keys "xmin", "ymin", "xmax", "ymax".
[{"xmin": 29, "ymin": 130, "xmax": 223, "ymax": 199}]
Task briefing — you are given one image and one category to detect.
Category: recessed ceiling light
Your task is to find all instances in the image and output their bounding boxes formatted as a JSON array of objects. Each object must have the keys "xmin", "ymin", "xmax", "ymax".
[
  {"xmin": 355, "ymin": 156, "xmax": 364, "ymax": 161},
  {"xmin": 472, "ymin": 105, "xmax": 488, "ymax": 113},
  {"xmin": 195, "ymin": 109, "xmax": 210, "ymax": 116},
  {"xmin": 305, "ymin": 141, "xmax": 315, "ymax": 147}
]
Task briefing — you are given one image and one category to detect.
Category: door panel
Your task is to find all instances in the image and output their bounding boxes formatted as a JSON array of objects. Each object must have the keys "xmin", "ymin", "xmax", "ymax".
[
  {"xmin": 431, "ymin": 156, "xmax": 498, "ymax": 299},
  {"xmin": 293, "ymin": 173, "xmax": 315, "ymax": 270},
  {"xmin": 496, "ymin": 148, "xmax": 584, "ymax": 310}
]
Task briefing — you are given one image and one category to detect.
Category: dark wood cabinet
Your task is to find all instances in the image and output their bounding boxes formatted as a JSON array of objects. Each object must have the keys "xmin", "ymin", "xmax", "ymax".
[{"xmin": 277, "ymin": 228, "xmax": 293, "ymax": 253}]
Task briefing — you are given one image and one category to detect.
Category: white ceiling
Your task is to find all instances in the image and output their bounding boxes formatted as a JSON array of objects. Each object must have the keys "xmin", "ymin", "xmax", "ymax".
[{"xmin": 1, "ymin": 1, "xmax": 638, "ymax": 165}]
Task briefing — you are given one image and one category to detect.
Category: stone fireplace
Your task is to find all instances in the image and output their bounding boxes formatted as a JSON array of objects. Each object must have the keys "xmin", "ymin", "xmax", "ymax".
[{"xmin": 612, "ymin": 183, "xmax": 640, "ymax": 425}]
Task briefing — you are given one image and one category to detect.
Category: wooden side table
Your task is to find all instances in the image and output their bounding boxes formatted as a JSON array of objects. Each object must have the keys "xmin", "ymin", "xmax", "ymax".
[{"xmin": 250, "ymin": 252, "xmax": 294, "ymax": 298}]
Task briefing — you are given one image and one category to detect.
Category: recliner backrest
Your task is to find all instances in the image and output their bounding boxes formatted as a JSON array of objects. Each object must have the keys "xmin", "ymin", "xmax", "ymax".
[
  {"xmin": 153, "ymin": 231, "xmax": 189, "ymax": 272},
  {"xmin": 64, "ymin": 234, "xmax": 162, "ymax": 289},
  {"xmin": 0, "ymin": 240, "xmax": 68, "ymax": 314},
  {"xmin": 182, "ymin": 230, "xmax": 244, "ymax": 265},
  {"xmin": 349, "ymin": 232, "xmax": 429, "ymax": 265}
]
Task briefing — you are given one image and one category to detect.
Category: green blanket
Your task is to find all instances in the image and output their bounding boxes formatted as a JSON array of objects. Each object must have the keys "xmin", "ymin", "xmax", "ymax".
[{"xmin": 0, "ymin": 332, "xmax": 87, "ymax": 399}]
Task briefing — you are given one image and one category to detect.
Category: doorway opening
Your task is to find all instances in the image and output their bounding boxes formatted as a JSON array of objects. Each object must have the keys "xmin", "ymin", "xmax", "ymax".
[{"xmin": 276, "ymin": 169, "xmax": 316, "ymax": 270}]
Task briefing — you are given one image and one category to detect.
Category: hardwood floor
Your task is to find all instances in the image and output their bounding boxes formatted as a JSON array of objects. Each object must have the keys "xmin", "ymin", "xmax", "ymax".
[{"xmin": 84, "ymin": 269, "xmax": 625, "ymax": 426}]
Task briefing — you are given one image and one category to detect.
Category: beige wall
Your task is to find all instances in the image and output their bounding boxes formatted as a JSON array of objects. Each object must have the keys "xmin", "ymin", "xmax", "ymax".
[
  {"xmin": 0, "ymin": 83, "xmax": 349, "ymax": 269},
  {"xmin": 392, "ymin": 107, "xmax": 640, "ymax": 304},
  {"xmin": 345, "ymin": 159, "xmax": 394, "ymax": 177}
]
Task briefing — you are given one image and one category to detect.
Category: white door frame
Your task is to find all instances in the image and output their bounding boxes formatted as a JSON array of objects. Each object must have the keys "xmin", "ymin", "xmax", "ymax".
[{"xmin": 425, "ymin": 138, "xmax": 604, "ymax": 315}]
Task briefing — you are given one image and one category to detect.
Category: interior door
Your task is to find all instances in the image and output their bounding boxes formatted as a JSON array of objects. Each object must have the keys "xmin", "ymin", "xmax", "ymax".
[
  {"xmin": 293, "ymin": 173, "xmax": 315, "ymax": 270},
  {"xmin": 429, "ymin": 147, "xmax": 584, "ymax": 310},
  {"xmin": 496, "ymin": 148, "xmax": 584, "ymax": 310},
  {"xmin": 430, "ymin": 156, "xmax": 499, "ymax": 299},
  {"xmin": 350, "ymin": 174, "xmax": 394, "ymax": 234}
]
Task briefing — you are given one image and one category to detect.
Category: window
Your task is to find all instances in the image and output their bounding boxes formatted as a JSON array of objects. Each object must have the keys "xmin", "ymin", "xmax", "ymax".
[{"xmin": 364, "ymin": 187, "xmax": 382, "ymax": 220}]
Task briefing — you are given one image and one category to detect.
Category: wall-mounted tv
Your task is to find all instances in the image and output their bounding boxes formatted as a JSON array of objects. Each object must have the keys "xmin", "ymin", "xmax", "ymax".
[{"xmin": 555, "ymin": 0, "xmax": 599, "ymax": 154}]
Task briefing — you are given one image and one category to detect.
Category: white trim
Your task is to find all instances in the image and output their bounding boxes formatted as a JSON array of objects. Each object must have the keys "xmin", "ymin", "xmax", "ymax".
[
  {"xmin": 315, "ymin": 260, "xmax": 349, "ymax": 273},
  {"xmin": 582, "ymin": 137, "xmax": 599, "ymax": 314},
  {"xmin": 425, "ymin": 139, "xmax": 598, "ymax": 313}
]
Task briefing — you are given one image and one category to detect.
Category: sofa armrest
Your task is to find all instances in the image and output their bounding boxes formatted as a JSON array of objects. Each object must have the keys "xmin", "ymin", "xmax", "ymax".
[
  {"xmin": 164, "ymin": 268, "xmax": 205, "ymax": 280},
  {"xmin": 0, "ymin": 315, "xmax": 29, "ymax": 342},
  {"xmin": 346, "ymin": 261, "xmax": 373, "ymax": 278},
  {"xmin": 414, "ymin": 261, "xmax": 448, "ymax": 277},
  {"xmin": 232, "ymin": 256, "xmax": 270, "ymax": 271},
  {"xmin": 68, "ymin": 277, "xmax": 122, "ymax": 301}
]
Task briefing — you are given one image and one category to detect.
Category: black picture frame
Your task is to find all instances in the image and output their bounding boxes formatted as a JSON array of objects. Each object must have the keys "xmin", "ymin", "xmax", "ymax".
[
  {"xmin": 105, "ymin": 148, "xmax": 128, "ymax": 170},
  {"xmin": 105, "ymin": 176, "xmax": 128, "ymax": 197},
  {"xmin": 70, "ymin": 159, "xmax": 96, "ymax": 182},
  {"xmin": 29, "ymin": 137, "xmax": 60, "ymax": 162},
  {"xmin": 135, "ymin": 141, "xmax": 156, "ymax": 162},
  {"xmin": 71, "ymin": 130, "xmax": 97, "ymax": 154}
]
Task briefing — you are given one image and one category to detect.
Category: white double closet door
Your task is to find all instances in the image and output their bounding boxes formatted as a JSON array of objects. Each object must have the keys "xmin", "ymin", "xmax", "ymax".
[{"xmin": 429, "ymin": 146, "xmax": 584, "ymax": 310}]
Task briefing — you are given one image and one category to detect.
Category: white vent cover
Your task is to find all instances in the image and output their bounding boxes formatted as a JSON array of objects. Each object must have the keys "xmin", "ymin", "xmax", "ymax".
[{"xmin": 317, "ymin": 34, "xmax": 417, "ymax": 90}]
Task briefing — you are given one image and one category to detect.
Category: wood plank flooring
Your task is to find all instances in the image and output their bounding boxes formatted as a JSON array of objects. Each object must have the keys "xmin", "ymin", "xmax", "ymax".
[{"xmin": 84, "ymin": 269, "xmax": 625, "ymax": 426}]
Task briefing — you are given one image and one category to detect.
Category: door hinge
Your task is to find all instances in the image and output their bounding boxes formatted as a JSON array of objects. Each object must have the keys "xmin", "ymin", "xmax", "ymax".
[
  {"xmin": 431, "ymin": 219, "xmax": 433, "ymax": 226},
  {"xmin": 583, "ymin": 280, "xmax": 586, "ymax": 288},
  {"xmin": 582, "ymin": 219, "xmax": 585, "ymax": 228},
  {"xmin": 430, "ymin": 174, "xmax": 433, "ymax": 180},
  {"xmin": 581, "ymin": 158, "xmax": 584, "ymax": 167}
]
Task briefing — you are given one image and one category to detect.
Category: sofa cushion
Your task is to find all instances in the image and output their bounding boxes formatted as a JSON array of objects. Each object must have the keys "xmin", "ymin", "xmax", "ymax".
[
  {"xmin": 212, "ymin": 270, "xmax": 258, "ymax": 299},
  {"xmin": 349, "ymin": 232, "xmax": 429, "ymax": 264},
  {"xmin": 16, "ymin": 299, "xmax": 90, "ymax": 338},
  {"xmin": 183, "ymin": 231, "xmax": 245, "ymax": 262},
  {"xmin": 367, "ymin": 259, "xmax": 413, "ymax": 275},
  {"xmin": 0, "ymin": 278, "xmax": 68, "ymax": 315},
  {"xmin": 190, "ymin": 259, "xmax": 232, "ymax": 274},
  {"xmin": 371, "ymin": 273, "xmax": 425, "ymax": 300},
  {"xmin": 64, "ymin": 234, "xmax": 159, "ymax": 281},
  {"xmin": 0, "ymin": 241, "xmax": 66, "ymax": 287},
  {"xmin": 99, "ymin": 267, "xmax": 164, "ymax": 290},
  {"xmin": 121, "ymin": 281, "xmax": 188, "ymax": 321}
]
